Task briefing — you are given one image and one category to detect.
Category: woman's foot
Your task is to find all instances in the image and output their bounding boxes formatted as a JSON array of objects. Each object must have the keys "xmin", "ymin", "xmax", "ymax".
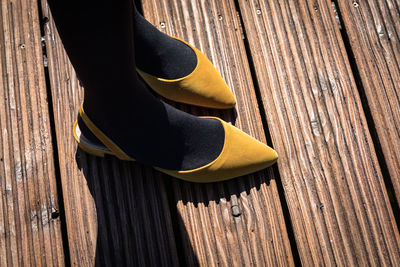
[
  {"xmin": 132, "ymin": 9, "xmax": 236, "ymax": 109},
  {"xmin": 82, "ymin": 81, "xmax": 225, "ymax": 171}
]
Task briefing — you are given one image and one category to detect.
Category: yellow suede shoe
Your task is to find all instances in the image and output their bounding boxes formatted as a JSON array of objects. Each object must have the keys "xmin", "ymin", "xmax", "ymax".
[
  {"xmin": 137, "ymin": 37, "xmax": 236, "ymax": 109},
  {"xmin": 73, "ymin": 106, "xmax": 278, "ymax": 183}
]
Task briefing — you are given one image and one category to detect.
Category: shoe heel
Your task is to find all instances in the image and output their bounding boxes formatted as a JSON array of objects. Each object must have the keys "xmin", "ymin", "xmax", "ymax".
[
  {"xmin": 73, "ymin": 120, "xmax": 112, "ymax": 158},
  {"xmin": 76, "ymin": 142, "xmax": 107, "ymax": 157}
]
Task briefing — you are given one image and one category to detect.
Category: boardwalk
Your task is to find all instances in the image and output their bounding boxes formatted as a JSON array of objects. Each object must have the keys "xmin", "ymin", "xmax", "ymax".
[{"xmin": 1, "ymin": 0, "xmax": 400, "ymax": 266}]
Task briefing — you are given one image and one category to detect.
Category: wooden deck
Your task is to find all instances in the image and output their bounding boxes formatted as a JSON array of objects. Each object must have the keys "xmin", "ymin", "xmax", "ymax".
[{"xmin": 1, "ymin": 0, "xmax": 400, "ymax": 266}]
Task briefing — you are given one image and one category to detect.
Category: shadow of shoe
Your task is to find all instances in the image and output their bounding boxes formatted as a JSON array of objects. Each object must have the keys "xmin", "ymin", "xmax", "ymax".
[{"xmin": 75, "ymin": 148, "xmax": 199, "ymax": 266}]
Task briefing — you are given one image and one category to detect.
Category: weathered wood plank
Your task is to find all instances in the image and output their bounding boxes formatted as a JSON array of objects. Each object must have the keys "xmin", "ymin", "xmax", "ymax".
[
  {"xmin": 142, "ymin": 0, "xmax": 294, "ymax": 266},
  {"xmin": 0, "ymin": 0, "xmax": 64, "ymax": 266},
  {"xmin": 337, "ymin": 0, "xmax": 400, "ymax": 205},
  {"xmin": 41, "ymin": 2, "xmax": 179, "ymax": 265},
  {"xmin": 238, "ymin": 0, "xmax": 400, "ymax": 265}
]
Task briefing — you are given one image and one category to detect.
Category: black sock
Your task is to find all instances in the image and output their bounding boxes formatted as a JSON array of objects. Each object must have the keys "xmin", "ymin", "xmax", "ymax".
[
  {"xmin": 132, "ymin": 7, "xmax": 198, "ymax": 79},
  {"xmin": 48, "ymin": 0, "xmax": 225, "ymax": 170}
]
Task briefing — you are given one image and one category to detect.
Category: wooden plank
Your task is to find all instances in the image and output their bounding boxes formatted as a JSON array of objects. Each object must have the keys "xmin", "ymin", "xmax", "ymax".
[
  {"xmin": 0, "ymin": 0, "xmax": 64, "ymax": 266},
  {"xmin": 337, "ymin": 0, "xmax": 400, "ymax": 205},
  {"xmin": 238, "ymin": 0, "xmax": 400, "ymax": 265},
  {"xmin": 41, "ymin": 2, "xmax": 179, "ymax": 265},
  {"xmin": 141, "ymin": 0, "xmax": 294, "ymax": 266}
]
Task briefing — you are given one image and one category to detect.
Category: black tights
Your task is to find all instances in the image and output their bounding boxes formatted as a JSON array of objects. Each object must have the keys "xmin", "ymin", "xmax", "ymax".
[{"xmin": 47, "ymin": 0, "xmax": 225, "ymax": 170}]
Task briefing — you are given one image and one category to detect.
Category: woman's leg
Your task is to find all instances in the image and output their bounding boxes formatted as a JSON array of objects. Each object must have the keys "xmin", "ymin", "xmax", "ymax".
[{"xmin": 47, "ymin": 0, "xmax": 225, "ymax": 170}]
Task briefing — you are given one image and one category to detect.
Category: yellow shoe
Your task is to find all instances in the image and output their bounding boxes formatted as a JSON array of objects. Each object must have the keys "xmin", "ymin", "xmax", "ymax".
[
  {"xmin": 73, "ymin": 106, "xmax": 278, "ymax": 183},
  {"xmin": 137, "ymin": 37, "xmax": 236, "ymax": 109}
]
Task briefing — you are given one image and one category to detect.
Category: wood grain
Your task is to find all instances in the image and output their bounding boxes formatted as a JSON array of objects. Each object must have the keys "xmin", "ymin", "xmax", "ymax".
[
  {"xmin": 41, "ymin": 1, "xmax": 179, "ymax": 265},
  {"xmin": 238, "ymin": 0, "xmax": 400, "ymax": 265},
  {"xmin": 337, "ymin": 0, "xmax": 400, "ymax": 206},
  {"xmin": 141, "ymin": 0, "xmax": 294, "ymax": 266},
  {"xmin": 0, "ymin": 0, "xmax": 64, "ymax": 266}
]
